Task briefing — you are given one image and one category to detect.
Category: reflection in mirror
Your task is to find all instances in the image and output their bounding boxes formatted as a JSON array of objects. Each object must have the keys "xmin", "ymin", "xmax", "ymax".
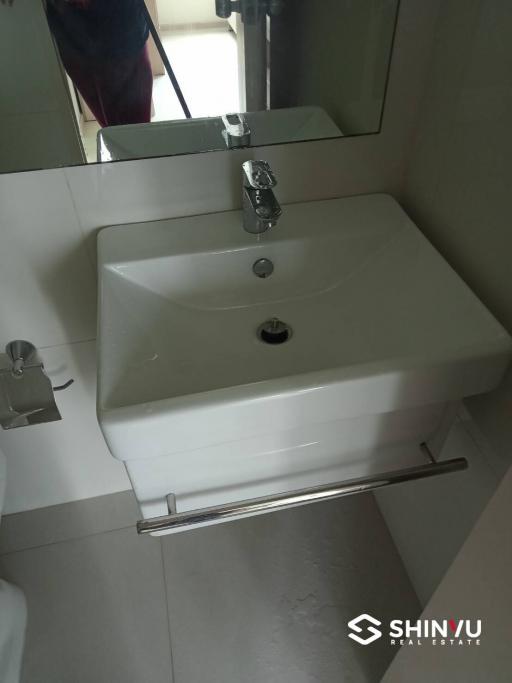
[{"xmin": 0, "ymin": 0, "xmax": 399, "ymax": 173}]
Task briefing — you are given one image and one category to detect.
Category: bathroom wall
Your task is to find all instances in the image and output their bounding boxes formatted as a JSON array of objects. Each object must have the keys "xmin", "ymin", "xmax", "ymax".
[
  {"xmin": 401, "ymin": 0, "xmax": 512, "ymax": 467},
  {"xmin": 0, "ymin": 0, "xmax": 440, "ymax": 514},
  {"xmin": 375, "ymin": 0, "xmax": 512, "ymax": 604},
  {"xmin": 270, "ymin": 0, "xmax": 399, "ymax": 134},
  {"xmin": 0, "ymin": 1, "xmax": 83, "ymax": 173},
  {"xmin": 382, "ymin": 464, "xmax": 512, "ymax": 682}
]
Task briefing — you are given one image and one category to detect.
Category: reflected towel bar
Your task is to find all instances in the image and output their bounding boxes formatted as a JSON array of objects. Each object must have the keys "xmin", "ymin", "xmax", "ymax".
[{"xmin": 136, "ymin": 443, "xmax": 468, "ymax": 535}]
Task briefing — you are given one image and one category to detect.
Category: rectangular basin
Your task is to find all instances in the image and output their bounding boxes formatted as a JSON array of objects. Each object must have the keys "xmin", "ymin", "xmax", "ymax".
[{"xmin": 97, "ymin": 194, "xmax": 511, "ymax": 520}]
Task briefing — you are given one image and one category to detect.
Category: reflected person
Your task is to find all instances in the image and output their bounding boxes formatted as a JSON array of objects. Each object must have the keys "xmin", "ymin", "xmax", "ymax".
[{"xmin": 2, "ymin": 0, "xmax": 153, "ymax": 127}]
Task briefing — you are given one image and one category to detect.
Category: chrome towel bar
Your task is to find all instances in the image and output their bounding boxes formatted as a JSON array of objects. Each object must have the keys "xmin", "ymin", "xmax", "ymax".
[{"xmin": 136, "ymin": 444, "xmax": 468, "ymax": 535}]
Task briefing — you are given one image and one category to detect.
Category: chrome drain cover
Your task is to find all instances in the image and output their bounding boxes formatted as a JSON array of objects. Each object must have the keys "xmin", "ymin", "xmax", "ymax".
[
  {"xmin": 257, "ymin": 318, "xmax": 292, "ymax": 345},
  {"xmin": 253, "ymin": 258, "xmax": 274, "ymax": 278}
]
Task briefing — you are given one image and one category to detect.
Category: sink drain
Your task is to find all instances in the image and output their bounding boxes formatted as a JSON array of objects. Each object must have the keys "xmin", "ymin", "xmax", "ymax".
[
  {"xmin": 257, "ymin": 318, "xmax": 292, "ymax": 345},
  {"xmin": 253, "ymin": 258, "xmax": 274, "ymax": 279}
]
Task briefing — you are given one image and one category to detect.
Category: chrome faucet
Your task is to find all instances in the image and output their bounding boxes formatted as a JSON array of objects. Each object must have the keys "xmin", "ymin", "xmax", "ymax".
[
  {"xmin": 222, "ymin": 113, "xmax": 251, "ymax": 149},
  {"xmin": 242, "ymin": 160, "xmax": 282, "ymax": 234}
]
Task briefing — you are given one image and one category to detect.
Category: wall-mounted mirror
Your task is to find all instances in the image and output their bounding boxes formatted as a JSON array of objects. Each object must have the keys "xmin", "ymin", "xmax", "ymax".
[{"xmin": 0, "ymin": 0, "xmax": 399, "ymax": 174}]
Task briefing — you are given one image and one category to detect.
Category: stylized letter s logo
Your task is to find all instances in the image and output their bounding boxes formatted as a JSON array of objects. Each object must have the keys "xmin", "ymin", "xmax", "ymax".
[{"xmin": 348, "ymin": 614, "xmax": 382, "ymax": 645}]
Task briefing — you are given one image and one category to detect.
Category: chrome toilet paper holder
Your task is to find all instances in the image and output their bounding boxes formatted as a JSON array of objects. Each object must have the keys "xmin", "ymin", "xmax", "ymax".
[{"xmin": 0, "ymin": 340, "xmax": 74, "ymax": 429}]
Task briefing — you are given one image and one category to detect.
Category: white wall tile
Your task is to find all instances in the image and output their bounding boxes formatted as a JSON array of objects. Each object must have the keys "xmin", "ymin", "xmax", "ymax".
[
  {"xmin": 0, "ymin": 169, "xmax": 96, "ymax": 348},
  {"xmin": 0, "ymin": 111, "xmax": 84, "ymax": 174},
  {"xmin": 0, "ymin": 341, "xmax": 130, "ymax": 514},
  {"xmin": 0, "ymin": 1, "xmax": 84, "ymax": 172},
  {"xmin": 65, "ymin": 149, "xmax": 246, "ymax": 233},
  {"xmin": 66, "ymin": 138, "xmax": 392, "ymax": 266},
  {"xmin": 0, "ymin": 1, "xmax": 67, "ymax": 117}
]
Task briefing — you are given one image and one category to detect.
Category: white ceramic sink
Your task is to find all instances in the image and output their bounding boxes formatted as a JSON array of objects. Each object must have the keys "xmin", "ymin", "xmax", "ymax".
[
  {"xmin": 97, "ymin": 106, "xmax": 342, "ymax": 161},
  {"xmin": 97, "ymin": 194, "xmax": 511, "ymax": 523}
]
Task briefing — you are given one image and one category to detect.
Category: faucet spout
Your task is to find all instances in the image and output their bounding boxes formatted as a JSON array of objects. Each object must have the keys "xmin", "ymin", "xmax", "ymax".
[{"xmin": 242, "ymin": 161, "xmax": 282, "ymax": 234}]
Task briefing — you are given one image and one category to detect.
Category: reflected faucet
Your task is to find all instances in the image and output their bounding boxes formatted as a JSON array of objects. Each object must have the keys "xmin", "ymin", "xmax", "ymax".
[
  {"xmin": 242, "ymin": 160, "xmax": 282, "ymax": 234},
  {"xmin": 222, "ymin": 113, "xmax": 251, "ymax": 149}
]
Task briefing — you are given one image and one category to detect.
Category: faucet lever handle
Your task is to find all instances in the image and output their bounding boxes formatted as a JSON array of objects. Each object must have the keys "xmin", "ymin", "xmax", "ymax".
[
  {"xmin": 242, "ymin": 160, "xmax": 277, "ymax": 189},
  {"xmin": 222, "ymin": 113, "xmax": 251, "ymax": 148},
  {"xmin": 223, "ymin": 113, "xmax": 250, "ymax": 135}
]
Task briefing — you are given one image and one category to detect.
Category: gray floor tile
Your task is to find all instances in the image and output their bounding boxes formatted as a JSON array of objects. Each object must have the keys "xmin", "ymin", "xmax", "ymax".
[
  {"xmin": 162, "ymin": 494, "xmax": 420, "ymax": 683},
  {"xmin": 0, "ymin": 528, "xmax": 172, "ymax": 683},
  {"xmin": 0, "ymin": 491, "xmax": 138, "ymax": 555}
]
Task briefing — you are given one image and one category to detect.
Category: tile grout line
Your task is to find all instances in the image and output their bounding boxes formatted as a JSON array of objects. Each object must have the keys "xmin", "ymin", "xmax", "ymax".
[
  {"xmin": 62, "ymin": 168, "xmax": 96, "ymax": 268},
  {"xmin": 457, "ymin": 414, "xmax": 503, "ymax": 482},
  {"xmin": 62, "ymin": 167, "xmax": 102, "ymax": 276},
  {"xmin": 37, "ymin": 337, "xmax": 97, "ymax": 352},
  {"xmin": 0, "ymin": 523, "xmax": 137, "ymax": 558}
]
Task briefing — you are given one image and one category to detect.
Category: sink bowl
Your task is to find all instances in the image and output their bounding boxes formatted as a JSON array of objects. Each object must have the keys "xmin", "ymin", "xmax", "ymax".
[
  {"xmin": 97, "ymin": 106, "xmax": 342, "ymax": 161},
  {"xmin": 97, "ymin": 194, "xmax": 511, "ymax": 522}
]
